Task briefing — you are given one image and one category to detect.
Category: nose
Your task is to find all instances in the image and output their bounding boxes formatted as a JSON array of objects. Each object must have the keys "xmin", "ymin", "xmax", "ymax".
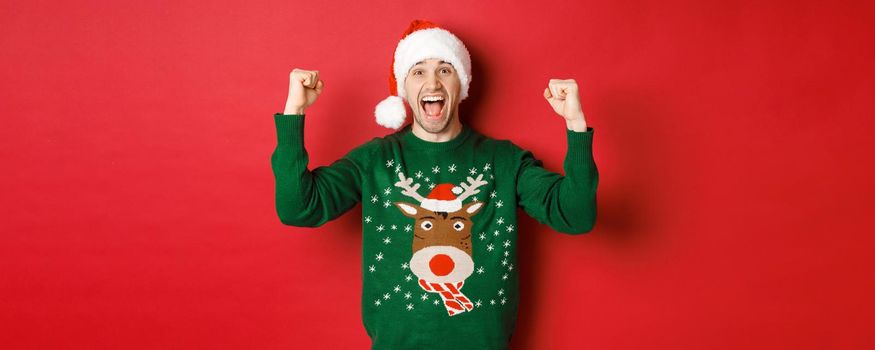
[
  {"xmin": 429, "ymin": 254, "xmax": 455, "ymax": 276},
  {"xmin": 425, "ymin": 73, "xmax": 443, "ymax": 90}
]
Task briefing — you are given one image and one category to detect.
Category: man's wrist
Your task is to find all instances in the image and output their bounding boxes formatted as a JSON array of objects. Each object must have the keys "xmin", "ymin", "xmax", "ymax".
[
  {"xmin": 284, "ymin": 107, "xmax": 305, "ymax": 115},
  {"xmin": 565, "ymin": 117, "xmax": 588, "ymax": 132}
]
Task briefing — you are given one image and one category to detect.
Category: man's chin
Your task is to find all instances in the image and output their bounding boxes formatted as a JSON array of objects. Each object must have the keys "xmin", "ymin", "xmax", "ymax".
[{"xmin": 416, "ymin": 113, "xmax": 449, "ymax": 131}]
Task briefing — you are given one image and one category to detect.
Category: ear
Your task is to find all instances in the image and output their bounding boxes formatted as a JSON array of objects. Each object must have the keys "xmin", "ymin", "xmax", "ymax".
[
  {"xmin": 394, "ymin": 202, "xmax": 420, "ymax": 218},
  {"xmin": 463, "ymin": 201, "xmax": 483, "ymax": 217}
]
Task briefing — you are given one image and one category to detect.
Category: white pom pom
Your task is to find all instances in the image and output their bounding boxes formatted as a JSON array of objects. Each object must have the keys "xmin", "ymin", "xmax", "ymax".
[
  {"xmin": 375, "ymin": 96, "xmax": 407, "ymax": 129},
  {"xmin": 452, "ymin": 186, "xmax": 463, "ymax": 195}
]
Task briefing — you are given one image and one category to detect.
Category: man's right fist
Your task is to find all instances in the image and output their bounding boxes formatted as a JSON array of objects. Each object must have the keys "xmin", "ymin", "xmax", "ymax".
[{"xmin": 284, "ymin": 68, "xmax": 324, "ymax": 115}]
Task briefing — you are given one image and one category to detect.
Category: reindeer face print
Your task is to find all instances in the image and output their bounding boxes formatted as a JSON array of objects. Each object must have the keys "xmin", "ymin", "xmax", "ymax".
[
  {"xmin": 392, "ymin": 172, "xmax": 487, "ymax": 316},
  {"xmin": 394, "ymin": 201, "xmax": 482, "ymax": 256}
]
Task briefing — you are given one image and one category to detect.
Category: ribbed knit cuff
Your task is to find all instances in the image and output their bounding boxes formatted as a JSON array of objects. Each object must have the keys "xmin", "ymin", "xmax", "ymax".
[
  {"xmin": 274, "ymin": 113, "xmax": 305, "ymax": 145},
  {"xmin": 566, "ymin": 126, "xmax": 595, "ymax": 165}
]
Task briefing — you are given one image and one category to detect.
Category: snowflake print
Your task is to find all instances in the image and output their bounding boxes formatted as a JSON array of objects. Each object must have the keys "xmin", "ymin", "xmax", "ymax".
[
  {"xmin": 469, "ymin": 167, "xmax": 477, "ymax": 175},
  {"xmin": 386, "ymin": 159, "xmax": 394, "ymax": 168},
  {"xmin": 490, "ymin": 299, "xmax": 496, "ymax": 305},
  {"xmin": 405, "ymin": 275, "xmax": 413, "ymax": 282},
  {"xmin": 502, "ymin": 273, "xmax": 509, "ymax": 280},
  {"xmin": 404, "ymin": 224, "xmax": 412, "ymax": 232},
  {"xmin": 476, "ymin": 266, "xmax": 485, "ymax": 274},
  {"xmin": 394, "ymin": 285, "xmax": 401, "ymax": 293},
  {"xmin": 395, "ymin": 165, "xmax": 401, "ymax": 173},
  {"xmin": 432, "ymin": 166, "xmax": 440, "ymax": 174},
  {"xmin": 448, "ymin": 164, "xmax": 457, "ymax": 173},
  {"xmin": 479, "ymin": 232, "xmax": 486, "ymax": 240},
  {"xmin": 490, "ymin": 174, "xmax": 494, "ymax": 179},
  {"xmin": 365, "ymin": 216, "xmax": 372, "ymax": 223},
  {"xmin": 375, "ymin": 252, "xmax": 384, "ymax": 261},
  {"xmin": 490, "ymin": 190, "xmax": 497, "ymax": 198},
  {"xmin": 415, "ymin": 170, "xmax": 423, "ymax": 178},
  {"xmin": 406, "ymin": 303, "xmax": 414, "ymax": 311},
  {"xmin": 376, "ymin": 225, "xmax": 385, "ymax": 232},
  {"xmin": 383, "ymin": 293, "xmax": 391, "ymax": 300},
  {"xmin": 496, "ymin": 200, "xmax": 504, "ymax": 208},
  {"xmin": 375, "ymin": 299, "xmax": 381, "ymax": 306},
  {"xmin": 369, "ymin": 265, "xmax": 376, "ymax": 273},
  {"xmin": 486, "ymin": 244, "xmax": 495, "ymax": 252},
  {"xmin": 501, "ymin": 298, "xmax": 507, "ymax": 305},
  {"xmin": 504, "ymin": 250, "xmax": 510, "ymax": 257},
  {"xmin": 428, "ymin": 183, "xmax": 435, "ymax": 189},
  {"xmin": 433, "ymin": 299, "xmax": 440, "ymax": 305},
  {"xmin": 391, "ymin": 224, "xmax": 397, "ymax": 230},
  {"xmin": 383, "ymin": 237, "xmax": 392, "ymax": 244},
  {"xmin": 494, "ymin": 229, "xmax": 500, "ymax": 237},
  {"xmin": 503, "ymin": 240, "xmax": 511, "ymax": 248},
  {"xmin": 383, "ymin": 200, "xmax": 391, "ymax": 208},
  {"xmin": 401, "ymin": 262, "xmax": 409, "ymax": 269},
  {"xmin": 383, "ymin": 187, "xmax": 392, "ymax": 195},
  {"xmin": 508, "ymin": 264, "xmax": 514, "ymax": 271},
  {"xmin": 421, "ymin": 293, "xmax": 429, "ymax": 301},
  {"xmin": 371, "ymin": 195, "xmax": 378, "ymax": 203},
  {"xmin": 497, "ymin": 217, "xmax": 504, "ymax": 225},
  {"xmin": 424, "ymin": 176, "xmax": 430, "ymax": 182},
  {"xmin": 475, "ymin": 300, "xmax": 482, "ymax": 307},
  {"xmin": 483, "ymin": 163, "xmax": 491, "ymax": 171},
  {"xmin": 404, "ymin": 291, "xmax": 412, "ymax": 300},
  {"xmin": 506, "ymin": 225, "xmax": 515, "ymax": 232},
  {"xmin": 501, "ymin": 258, "xmax": 508, "ymax": 266},
  {"xmin": 498, "ymin": 288, "xmax": 504, "ymax": 296}
]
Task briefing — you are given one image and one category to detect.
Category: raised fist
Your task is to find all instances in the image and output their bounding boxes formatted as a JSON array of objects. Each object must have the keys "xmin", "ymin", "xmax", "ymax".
[
  {"xmin": 543, "ymin": 79, "xmax": 585, "ymax": 121},
  {"xmin": 284, "ymin": 68, "xmax": 324, "ymax": 115}
]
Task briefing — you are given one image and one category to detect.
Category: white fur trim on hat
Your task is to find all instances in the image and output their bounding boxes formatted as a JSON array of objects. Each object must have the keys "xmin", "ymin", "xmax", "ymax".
[
  {"xmin": 420, "ymin": 198, "xmax": 462, "ymax": 213},
  {"xmin": 393, "ymin": 28, "xmax": 472, "ymax": 102},
  {"xmin": 375, "ymin": 95, "xmax": 407, "ymax": 129}
]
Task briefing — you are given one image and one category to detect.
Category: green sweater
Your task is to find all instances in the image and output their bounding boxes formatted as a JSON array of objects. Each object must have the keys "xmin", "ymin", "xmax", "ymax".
[{"xmin": 271, "ymin": 113, "xmax": 598, "ymax": 350}]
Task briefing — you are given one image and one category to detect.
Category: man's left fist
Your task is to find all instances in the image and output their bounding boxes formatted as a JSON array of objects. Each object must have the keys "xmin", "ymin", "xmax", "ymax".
[{"xmin": 544, "ymin": 79, "xmax": 586, "ymax": 122}]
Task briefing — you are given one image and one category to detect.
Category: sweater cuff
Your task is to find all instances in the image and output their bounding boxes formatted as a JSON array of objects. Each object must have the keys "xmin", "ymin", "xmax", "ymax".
[
  {"xmin": 566, "ymin": 126, "xmax": 595, "ymax": 164},
  {"xmin": 274, "ymin": 113, "xmax": 305, "ymax": 145}
]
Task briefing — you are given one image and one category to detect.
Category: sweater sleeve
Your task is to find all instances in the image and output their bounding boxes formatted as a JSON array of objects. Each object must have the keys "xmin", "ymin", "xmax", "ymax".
[
  {"xmin": 514, "ymin": 127, "xmax": 598, "ymax": 234},
  {"xmin": 271, "ymin": 113, "xmax": 366, "ymax": 227}
]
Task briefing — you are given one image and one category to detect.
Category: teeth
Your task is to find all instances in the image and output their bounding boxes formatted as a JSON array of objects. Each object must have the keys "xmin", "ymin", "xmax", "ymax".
[{"xmin": 421, "ymin": 95, "xmax": 444, "ymax": 102}]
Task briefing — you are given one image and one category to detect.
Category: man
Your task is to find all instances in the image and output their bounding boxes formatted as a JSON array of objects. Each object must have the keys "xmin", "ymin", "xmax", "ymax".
[{"xmin": 271, "ymin": 20, "xmax": 598, "ymax": 350}]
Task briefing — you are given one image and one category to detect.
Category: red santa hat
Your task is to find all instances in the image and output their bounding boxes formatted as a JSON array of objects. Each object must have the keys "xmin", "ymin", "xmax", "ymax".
[
  {"xmin": 420, "ymin": 183, "xmax": 465, "ymax": 212},
  {"xmin": 374, "ymin": 20, "xmax": 473, "ymax": 129}
]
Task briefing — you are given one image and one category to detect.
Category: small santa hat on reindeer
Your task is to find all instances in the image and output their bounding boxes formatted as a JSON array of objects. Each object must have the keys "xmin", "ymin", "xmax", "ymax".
[
  {"xmin": 420, "ymin": 184, "xmax": 465, "ymax": 212},
  {"xmin": 374, "ymin": 20, "xmax": 473, "ymax": 129}
]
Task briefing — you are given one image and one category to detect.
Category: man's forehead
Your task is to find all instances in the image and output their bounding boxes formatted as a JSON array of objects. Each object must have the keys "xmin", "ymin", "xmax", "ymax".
[{"xmin": 414, "ymin": 59, "xmax": 452, "ymax": 66}]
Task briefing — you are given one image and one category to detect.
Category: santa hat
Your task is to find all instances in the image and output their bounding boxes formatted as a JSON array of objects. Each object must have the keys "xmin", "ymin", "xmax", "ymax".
[
  {"xmin": 420, "ymin": 183, "xmax": 465, "ymax": 212},
  {"xmin": 374, "ymin": 20, "xmax": 472, "ymax": 129}
]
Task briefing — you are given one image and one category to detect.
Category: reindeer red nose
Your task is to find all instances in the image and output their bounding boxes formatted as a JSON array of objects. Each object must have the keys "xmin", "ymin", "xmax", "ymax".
[{"xmin": 429, "ymin": 254, "xmax": 455, "ymax": 276}]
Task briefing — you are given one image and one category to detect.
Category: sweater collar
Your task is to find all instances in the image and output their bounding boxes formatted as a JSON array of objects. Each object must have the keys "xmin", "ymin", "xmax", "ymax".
[{"xmin": 401, "ymin": 123, "xmax": 472, "ymax": 152}]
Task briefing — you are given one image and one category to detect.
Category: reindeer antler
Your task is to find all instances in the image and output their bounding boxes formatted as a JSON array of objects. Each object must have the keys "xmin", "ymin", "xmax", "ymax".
[
  {"xmin": 456, "ymin": 174, "xmax": 488, "ymax": 202},
  {"xmin": 394, "ymin": 173, "xmax": 427, "ymax": 203}
]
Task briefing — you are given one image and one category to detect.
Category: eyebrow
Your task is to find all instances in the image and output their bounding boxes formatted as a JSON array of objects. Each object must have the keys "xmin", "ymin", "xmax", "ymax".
[{"xmin": 414, "ymin": 60, "xmax": 451, "ymax": 66}]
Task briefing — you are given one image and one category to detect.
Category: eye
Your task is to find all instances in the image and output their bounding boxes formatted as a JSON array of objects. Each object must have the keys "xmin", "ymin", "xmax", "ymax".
[
  {"xmin": 420, "ymin": 221, "xmax": 433, "ymax": 230},
  {"xmin": 412, "ymin": 70, "xmax": 423, "ymax": 76},
  {"xmin": 453, "ymin": 221, "xmax": 464, "ymax": 231},
  {"xmin": 440, "ymin": 68, "xmax": 451, "ymax": 74}
]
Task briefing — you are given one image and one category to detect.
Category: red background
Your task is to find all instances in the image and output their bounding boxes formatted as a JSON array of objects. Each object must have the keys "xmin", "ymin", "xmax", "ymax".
[{"xmin": 2, "ymin": 0, "xmax": 874, "ymax": 349}]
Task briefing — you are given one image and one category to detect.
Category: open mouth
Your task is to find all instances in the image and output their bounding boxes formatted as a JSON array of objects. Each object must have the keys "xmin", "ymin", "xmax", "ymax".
[{"xmin": 420, "ymin": 95, "xmax": 445, "ymax": 120}]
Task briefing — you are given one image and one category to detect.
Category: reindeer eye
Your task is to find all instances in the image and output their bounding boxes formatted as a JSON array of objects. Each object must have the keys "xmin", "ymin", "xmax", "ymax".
[
  {"xmin": 421, "ymin": 221, "xmax": 433, "ymax": 230},
  {"xmin": 453, "ymin": 221, "xmax": 464, "ymax": 231}
]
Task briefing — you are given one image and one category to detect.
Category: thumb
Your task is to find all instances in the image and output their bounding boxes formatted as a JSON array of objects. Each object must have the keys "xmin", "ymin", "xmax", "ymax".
[{"xmin": 315, "ymin": 79, "xmax": 324, "ymax": 94}]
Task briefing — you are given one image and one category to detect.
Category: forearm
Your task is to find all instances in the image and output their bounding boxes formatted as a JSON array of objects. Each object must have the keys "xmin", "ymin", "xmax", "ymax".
[
  {"xmin": 271, "ymin": 113, "xmax": 359, "ymax": 227},
  {"xmin": 557, "ymin": 126, "xmax": 598, "ymax": 233}
]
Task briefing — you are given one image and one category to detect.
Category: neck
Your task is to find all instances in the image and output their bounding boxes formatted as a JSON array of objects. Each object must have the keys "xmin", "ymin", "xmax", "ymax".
[{"xmin": 411, "ymin": 116, "xmax": 463, "ymax": 142}]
